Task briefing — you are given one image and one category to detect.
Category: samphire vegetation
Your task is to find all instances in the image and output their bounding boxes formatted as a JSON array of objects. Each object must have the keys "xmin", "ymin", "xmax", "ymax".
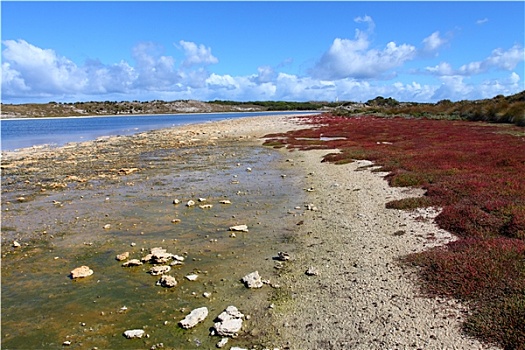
[{"xmin": 264, "ymin": 113, "xmax": 525, "ymax": 349}]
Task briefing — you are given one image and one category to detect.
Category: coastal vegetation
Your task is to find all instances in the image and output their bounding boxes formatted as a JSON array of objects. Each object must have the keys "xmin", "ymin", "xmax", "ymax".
[
  {"xmin": 2, "ymin": 91, "xmax": 523, "ymax": 127},
  {"xmin": 264, "ymin": 113, "xmax": 525, "ymax": 349}
]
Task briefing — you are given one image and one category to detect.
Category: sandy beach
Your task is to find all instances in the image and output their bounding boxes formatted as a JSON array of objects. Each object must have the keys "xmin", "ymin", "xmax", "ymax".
[{"xmin": 1, "ymin": 114, "xmax": 499, "ymax": 349}]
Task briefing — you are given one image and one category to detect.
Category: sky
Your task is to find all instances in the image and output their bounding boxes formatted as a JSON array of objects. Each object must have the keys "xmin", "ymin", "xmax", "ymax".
[{"xmin": 1, "ymin": 1, "xmax": 524, "ymax": 104}]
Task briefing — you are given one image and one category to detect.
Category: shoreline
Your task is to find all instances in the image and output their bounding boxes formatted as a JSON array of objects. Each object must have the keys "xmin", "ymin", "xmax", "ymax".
[
  {"xmin": 0, "ymin": 115, "xmax": 500, "ymax": 349},
  {"xmin": 0, "ymin": 110, "xmax": 319, "ymax": 121}
]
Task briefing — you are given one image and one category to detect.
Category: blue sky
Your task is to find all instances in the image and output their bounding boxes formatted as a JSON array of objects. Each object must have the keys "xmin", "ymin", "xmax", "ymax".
[{"xmin": 2, "ymin": 1, "xmax": 524, "ymax": 104}]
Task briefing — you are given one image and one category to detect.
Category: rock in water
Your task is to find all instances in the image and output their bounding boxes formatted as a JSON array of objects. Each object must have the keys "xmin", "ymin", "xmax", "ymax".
[
  {"xmin": 213, "ymin": 306, "xmax": 244, "ymax": 337},
  {"xmin": 157, "ymin": 275, "xmax": 177, "ymax": 288},
  {"xmin": 122, "ymin": 259, "xmax": 143, "ymax": 267},
  {"xmin": 70, "ymin": 266, "xmax": 93, "ymax": 279},
  {"xmin": 229, "ymin": 224, "xmax": 248, "ymax": 232},
  {"xmin": 179, "ymin": 307, "xmax": 209, "ymax": 329},
  {"xmin": 149, "ymin": 265, "xmax": 171, "ymax": 276},
  {"xmin": 116, "ymin": 252, "xmax": 129, "ymax": 261},
  {"xmin": 242, "ymin": 271, "xmax": 263, "ymax": 288},
  {"xmin": 123, "ymin": 329, "xmax": 145, "ymax": 339}
]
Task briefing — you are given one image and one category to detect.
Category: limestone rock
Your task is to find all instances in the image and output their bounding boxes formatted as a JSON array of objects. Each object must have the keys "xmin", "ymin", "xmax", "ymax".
[
  {"xmin": 306, "ymin": 266, "xmax": 320, "ymax": 276},
  {"xmin": 70, "ymin": 266, "xmax": 93, "ymax": 279},
  {"xmin": 149, "ymin": 265, "xmax": 171, "ymax": 276},
  {"xmin": 213, "ymin": 306, "xmax": 244, "ymax": 337},
  {"xmin": 229, "ymin": 224, "xmax": 248, "ymax": 232},
  {"xmin": 116, "ymin": 252, "xmax": 129, "ymax": 261},
  {"xmin": 242, "ymin": 271, "xmax": 263, "ymax": 288},
  {"xmin": 157, "ymin": 275, "xmax": 177, "ymax": 288},
  {"xmin": 12, "ymin": 241, "xmax": 21, "ymax": 248},
  {"xmin": 185, "ymin": 274, "xmax": 198, "ymax": 281},
  {"xmin": 216, "ymin": 338, "xmax": 229, "ymax": 348},
  {"xmin": 179, "ymin": 307, "xmax": 209, "ymax": 329},
  {"xmin": 122, "ymin": 259, "xmax": 143, "ymax": 267},
  {"xmin": 275, "ymin": 251, "xmax": 290, "ymax": 261},
  {"xmin": 123, "ymin": 329, "xmax": 145, "ymax": 339}
]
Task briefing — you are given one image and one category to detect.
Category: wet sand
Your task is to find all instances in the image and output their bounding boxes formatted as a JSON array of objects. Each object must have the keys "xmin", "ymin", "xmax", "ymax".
[{"xmin": 1, "ymin": 115, "xmax": 499, "ymax": 349}]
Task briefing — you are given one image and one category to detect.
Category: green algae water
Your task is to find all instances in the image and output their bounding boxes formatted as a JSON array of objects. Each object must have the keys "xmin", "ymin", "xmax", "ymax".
[{"xmin": 1, "ymin": 143, "xmax": 306, "ymax": 349}]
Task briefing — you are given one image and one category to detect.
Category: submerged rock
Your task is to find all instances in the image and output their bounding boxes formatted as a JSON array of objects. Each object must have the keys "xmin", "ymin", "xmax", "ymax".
[
  {"xmin": 179, "ymin": 307, "xmax": 209, "ymax": 329},
  {"xmin": 123, "ymin": 329, "xmax": 145, "ymax": 339},
  {"xmin": 241, "ymin": 271, "xmax": 263, "ymax": 289},
  {"xmin": 70, "ymin": 266, "xmax": 93, "ymax": 279}
]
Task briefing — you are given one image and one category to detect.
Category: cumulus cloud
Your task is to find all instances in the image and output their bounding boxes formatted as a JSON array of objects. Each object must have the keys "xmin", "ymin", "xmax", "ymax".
[
  {"xmin": 178, "ymin": 40, "xmax": 218, "ymax": 67},
  {"xmin": 311, "ymin": 16, "xmax": 416, "ymax": 80},
  {"xmin": 426, "ymin": 44, "xmax": 525, "ymax": 77},
  {"xmin": 1, "ymin": 39, "xmax": 221, "ymax": 100},
  {"xmin": 2, "ymin": 39, "xmax": 87, "ymax": 95}
]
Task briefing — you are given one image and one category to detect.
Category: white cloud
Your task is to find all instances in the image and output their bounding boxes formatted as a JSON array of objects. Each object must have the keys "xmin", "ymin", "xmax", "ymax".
[
  {"xmin": 476, "ymin": 18, "xmax": 489, "ymax": 25},
  {"xmin": 430, "ymin": 44, "xmax": 525, "ymax": 77},
  {"xmin": 422, "ymin": 31, "xmax": 447, "ymax": 53},
  {"xmin": 178, "ymin": 40, "xmax": 218, "ymax": 67},
  {"xmin": 311, "ymin": 16, "xmax": 416, "ymax": 80},
  {"xmin": 1, "ymin": 39, "xmax": 87, "ymax": 95},
  {"xmin": 426, "ymin": 62, "xmax": 455, "ymax": 76},
  {"xmin": 312, "ymin": 37, "xmax": 416, "ymax": 80}
]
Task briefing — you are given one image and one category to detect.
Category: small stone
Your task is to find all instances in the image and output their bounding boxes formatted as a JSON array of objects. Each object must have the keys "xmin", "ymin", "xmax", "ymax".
[
  {"xmin": 70, "ymin": 266, "xmax": 93, "ymax": 279},
  {"xmin": 229, "ymin": 225, "xmax": 248, "ymax": 232},
  {"xmin": 275, "ymin": 251, "xmax": 290, "ymax": 261},
  {"xmin": 246, "ymin": 167, "xmax": 252, "ymax": 172},
  {"xmin": 229, "ymin": 232, "xmax": 236, "ymax": 238},
  {"xmin": 216, "ymin": 338, "xmax": 228, "ymax": 348},
  {"xmin": 173, "ymin": 199, "xmax": 180, "ymax": 205},
  {"xmin": 179, "ymin": 307, "xmax": 208, "ymax": 329},
  {"xmin": 103, "ymin": 224, "xmax": 111, "ymax": 229},
  {"xmin": 171, "ymin": 219, "xmax": 181, "ymax": 224},
  {"xmin": 186, "ymin": 200, "xmax": 195, "ymax": 207},
  {"xmin": 123, "ymin": 329, "xmax": 145, "ymax": 339},
  {"xmin": 62, "ymin": 340, "xmax": 71, "ymax": 346},
  {"xmin": 198, "ymin": 198, "xmax": 207, "ymax": 202},
  {"xmin": 203, "ymin": 292, "xmax": 212, "ymax": 298},
  {"xmin": 199, "ymin": 204, "xmax": 213, "ymax": 209},
  {"xmin": 130, "ymin": 242, "xmax": 136, "ymax": 247},
  {"xmin": 116, "ymin": 252, "xmax": 129, "ymax": 261},
  {"xmin": 185, "ymin": 274, "xmax": 198, "ymax": 281},
  {"xmin": 241, "ymin": 271, "xmax": 263, "ymax": 288},
  {"xmin": 12, "ymin": 241, "xmax": 21, "ymax": 248},
  {"xmin": 306, "ymin": 266, "xmax": 319, "ymax": 276},
  {"xmin": 219, "ymin": 200, "xmax": 231, "ymax": 204}
]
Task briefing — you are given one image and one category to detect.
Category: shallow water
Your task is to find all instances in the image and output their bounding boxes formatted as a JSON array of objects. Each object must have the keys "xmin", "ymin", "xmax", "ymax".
[{"xmin": 1, "ymin": 143, "xmax": 306, "ymax": 349}]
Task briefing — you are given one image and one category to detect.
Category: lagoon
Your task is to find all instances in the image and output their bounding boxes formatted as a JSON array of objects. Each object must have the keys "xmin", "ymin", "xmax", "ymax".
[{"xmin": 1, "ymin": 111, "xmax": 316, "ymax": 151}]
